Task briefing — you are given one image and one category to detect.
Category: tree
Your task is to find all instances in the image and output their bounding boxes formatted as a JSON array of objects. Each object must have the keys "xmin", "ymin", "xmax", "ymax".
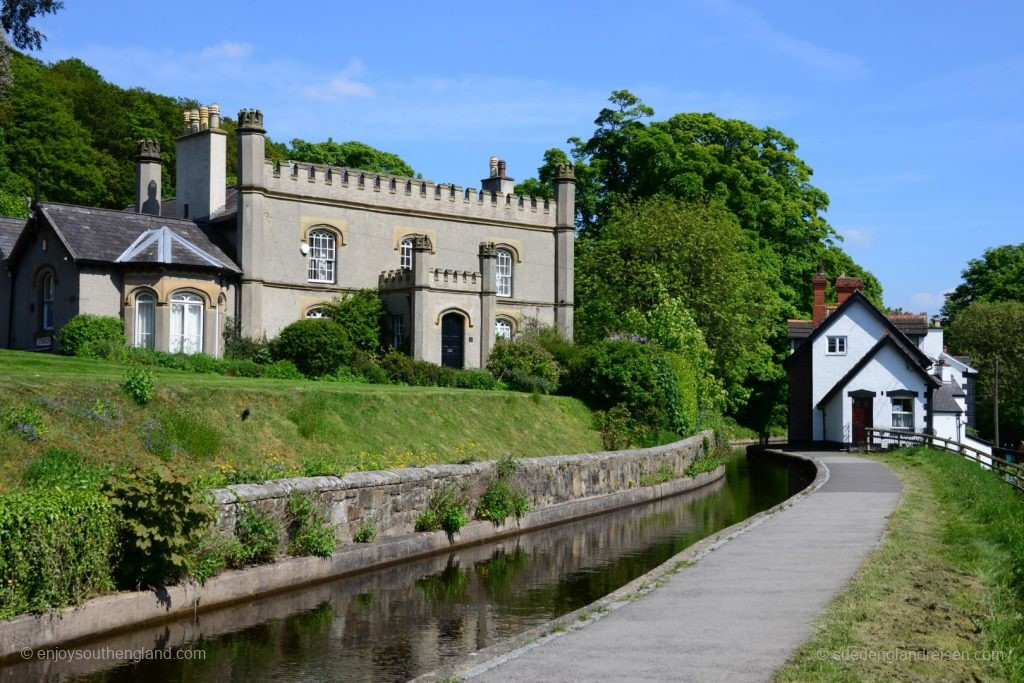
[
  {"xmin": 287, "ymin": 138, "xmax": 415, "ymax": 177},
  {"xmin": 942, "ymin": 243, "xmax": 1024, "ymax": 322},
  {"xmin": 0, "ymin": 0, "xmax": 63, "ymax": 93},
  {"xmin": 946, "ymin": 300, "xmax": 1024, "ymax": 447},
  {"xmin": 575, "ymin": 196, "xmax": 783, "ymax": 411}
]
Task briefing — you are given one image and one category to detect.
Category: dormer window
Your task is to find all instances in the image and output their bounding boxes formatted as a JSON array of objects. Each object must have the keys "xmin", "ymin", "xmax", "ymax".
[{"xmin": 827, "ymin": 335, "xmax": 846, "ymax": 355}]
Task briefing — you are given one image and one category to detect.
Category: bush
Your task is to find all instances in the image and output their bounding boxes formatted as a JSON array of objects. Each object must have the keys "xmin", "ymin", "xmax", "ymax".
[
  {"xmin": 0, "ymin": 489, "xmax": 116, "ymax": 618},
  {"xmin": 415, "ymin": 485, "xmax": 470, "ymax": 535},
  {"xmin": 379, "ymin": 350, "xmax": 503, "ymax": 390},
  {"xmin": 222, "ymin": 316, "xmax": 270, "ymax": 361},
  {"xmin": 188, "ymin": 532, "xmax": 243, "ymax": 584},
  {"xmin": 2, "ymin": 402, "xmax": 45, "ymax": 441},
  {"xmin": 321, "ymin": 289, "xmax": 386, "ymax": 352},
  {"xmin": 57, "ymin": 314, "xmax": 125, "ymax": 357},
  {"xmin": 353, "ymin": 522, "xmax": 377, "ymax": 543},
  {"xmin": 104, "ymin": 465, "xmax": 213, "ymax": 587},
  {"xmin": 486, "ymin": 338, "xmax": 561, "ymax": 393},
  {"xmin": 236, "ymin": 506, "xmax": 282, "ymax": 565},
  {"xmin": 122, "ymin": 366, "xmax": 155, "ymax": 405},
  {"xmin": 475, "ymin": 480, "xmax": 530, "ymax": 525},
  {"xmin": 287, "ymin": 494, "xmax": 336, "ymax": 557},
  {"xmin": 271, "ymin": 319, "xmax": 354, "ymax": 377},
  {"xmin": 260, "ymin": 359, "xmax": 305, "ymax": 379},
  {"xmin": 568, "ymin": 340, "xmax": 685, "ymax": 443}
]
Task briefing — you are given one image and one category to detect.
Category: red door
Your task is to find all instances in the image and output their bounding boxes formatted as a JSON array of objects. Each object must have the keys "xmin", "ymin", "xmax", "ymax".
[{"xmin": 852, "ymin": 396, "xmax": 873, "ymax": 445}]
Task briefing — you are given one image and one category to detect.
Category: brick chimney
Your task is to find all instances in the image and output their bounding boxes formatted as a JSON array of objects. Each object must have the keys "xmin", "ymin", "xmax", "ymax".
[
  {"xmin": 836, "ymin": 275, "xmax": 865, "ymax": 305},
  {"xmin": 812, "ymin": 264, "xmax": 828, "ymax": 327}
]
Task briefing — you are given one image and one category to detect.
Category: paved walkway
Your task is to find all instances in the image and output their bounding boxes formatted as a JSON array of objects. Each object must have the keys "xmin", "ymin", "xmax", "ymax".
[{"xmin": 471, "ymin": 453, "xmax": 902, "ymax": 682}]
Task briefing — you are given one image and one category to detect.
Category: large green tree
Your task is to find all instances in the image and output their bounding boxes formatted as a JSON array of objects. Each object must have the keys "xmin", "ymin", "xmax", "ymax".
[
  {"xmin": 946, "ymin": 300, "xmax": 1024, "ymax": 447},
  {"xmin": 0, "ymin": 0, "xmax": 62, "ymax": 93},
  {"xmin": 575, "ymin": 196, "xmax": 783, "ymax": 411},
  {"xmin": 287, "ymin": 138, "xmax": 415, "ymax": 177},
  {"xmin": 942, "ymin": 243, "xmax": 1024, "ymax": 322}
]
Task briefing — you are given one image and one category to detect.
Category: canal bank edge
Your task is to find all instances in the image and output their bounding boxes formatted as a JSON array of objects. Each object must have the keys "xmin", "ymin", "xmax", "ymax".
[
  {"xmin": 0, "ymin": 431, "xmax": 721, "ymax": 661},
  {"xmin": 418, "ymin": 446, "xmax": 827, "ymax": 682}
]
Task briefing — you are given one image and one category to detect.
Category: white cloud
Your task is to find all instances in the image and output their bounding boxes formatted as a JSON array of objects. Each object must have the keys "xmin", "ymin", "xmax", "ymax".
[
  {"xmin": 909, "ymin": 290, "xmax": 952, "ymax": 313},
  {"xmin": 841, "ymin": 227, "xmax": 876, "ymax": 248},
  {"xmin": 199, "ymin": 41, "xmax": 253, "ymax": 61},
  {"xmin": 703, "ymin": 0, "xmax": 867, "ymax": 80},
  {"xmin": 301, "ymin": 59, "xmax": 375, "ymax": 100}
]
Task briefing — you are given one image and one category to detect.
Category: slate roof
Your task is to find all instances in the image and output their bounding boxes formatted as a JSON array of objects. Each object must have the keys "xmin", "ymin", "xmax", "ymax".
[
  {"xmin": 155, "ymin": 187, "xmax": 239, "ymax": 220},
  {"xmin": 950, "ymin": 381, "xmax": 966, "ymax": 397},
  {"xmin": 788, "ymin": 311, "xmax": 928, "ymax": 339},
  {"xmin": 932, "ymin": 383, "xmax": 964, "ymax": 413},
  {"xmin": 33, "ymin": 203, "xmax": 239, "ymax": 273},
  {"xmin": 0, "ymin": 216, "xmax": 25, "ymax": 260}
]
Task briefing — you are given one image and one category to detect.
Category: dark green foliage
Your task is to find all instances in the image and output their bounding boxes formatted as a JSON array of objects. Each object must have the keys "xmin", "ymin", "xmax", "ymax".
[
  {"xmin": 415, "ymin": 485, "xmax": 470, "ymax": 535},
  {"xmin": 321, "ymin": 290, "xmax": 386, "ymax": 352},
  {"xmin": 188, "ymin": 532, "xmax": 243, "ymax": 585},
  {"xmin": 236, "ymin": 506, "xmax": 282, "ymax": 565},
  {"xmin": 592, "ymin": 405, "xmax": 638, "ymax": 451},
  {"xmin": 222, "ymin": 316, "xmax": 270, "ymax": 362},
  {"xmin": 288, "ymin": 138, "xmax": 415, "ymax": 176},
  {"xmin": 475, "ymin": 480, "xmax": 530, "ymax": 525},
  {"xmin": 56, "ymin": 314, "xmax": 125, "ymax": 357},
  {"xmin": 0, "ymin": 488, "xmax": 115, "ymax": 618},
  {"xmin": 569, "ymin": 340, "xmax": 685, "ymax": 442},
  {"xmin": 942, "ymin": 243, "xmax": 1024, "ymax": 322},
  {"xmin": 2, "ymin": 401, "xmax": 44, "ymax": 440},
  {"xmin": 104, "ymin": 465, "xmax": 214, "ymax": 587},
  {"xmin": 22, "ymin": 447, "xmax": 108, "ymax": 490},
  {"xmin": 685, "ymin": 446, "xmax": 731, "ymax": 476},
  {"xmin": 349, "ymin": 349, "xmax": 389, "ymax": 384},
  {"xmin": 379, "ymin": 350, "xmax": 503, "ymax": 390},
  {"xmin": 287, "ymin": 493, "xmax": 336, "ymax": 557},
  {"xmin": 112, "ymin": 346, "xmax": 303, "ymax": 380},
  {"xmin": 121, "ymin": 365, "xmax": 154, "ymax": 405},
  {"xmin": 486, "ymin": 338, "xmax": 561, "ymax": 393},
  {"xmin": 495, "ymin": 455, "xmax": 521, "ymax": 479},
  {"xmin": 271, "ymin": 318, "xmax": 354, "ymax": 378},
  {"xmin": 353, "ymin": 522, "xmax": 377, "ymax": 543}
]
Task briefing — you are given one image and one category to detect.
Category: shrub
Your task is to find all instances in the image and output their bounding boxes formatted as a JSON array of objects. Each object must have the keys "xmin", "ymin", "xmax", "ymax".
[
  {"xmin": 486, "ymin": 338, "xmax": 561, "ymax": 393},
  {"xmin": 475, "ymin": 480, "xmax": 530, "ymax": 525},
  {"xmin": 57, "ymin": 314, "xmax": 125, "ymax": 357},
  {"xmin": 271, "ymin": 319, "xmax": 354, "ymax": 377},
  {"xmin": 639, "ymin": 464, "xmax": 677, "ymax": 487},
  {"xmin": 287, "ymin": 493, "xmax": 337, "ymax": 557},
  {"xmin": 260, "ymin": 359, "xmax": 305, "ymax": 379},
  {"xmin": 122, "ymin": 366, "xmax": 155, "ymax": 405},
  {"xmin": 0, "ymin": 489, "xmax": 116, "ymax": 618},
  {"xmin": 162, "ymin": 409, "xmax": 221, "ymax": 458},
  {"xmin": 104, "ymin": 465, "xmax": 214, "ymax": 587},
  {"xmin": 353, "ymin": 522, "xmax": 377, "ymax": 543},
  {"xmin": 379, "ymin": 350, "xmax": 503, "ymax": 390},
  {"xmin": 321, "ymin": 289, "xmax": 386, "ymax": 352},
  {"xmin": 2, "ymin": 403, "xmax": 45, "ymax": 441},
  {"xmin": 568, "ymin": 340, "xmax": 685, "ymax": 443},
  {"xmin": 22, "ymin": 448, "xmax": 108, "ymax": 491},
  {"xmin": 415, "ymin": 485, "xmax": 470, "ymax": 535},
  {"xmin": 236, "ymin": 506, "xmax": 282, "ymax": 565},
  {"xmin": 188, "ymin": 532, "xmax": 243, "ymax": 584},
  {"xmin": 350, "ymin": 349, "xmax": 389, "ymax": 384},
  {"xmin": 222, "ymin": 316, "xmax": 270, "ymax": 361}
]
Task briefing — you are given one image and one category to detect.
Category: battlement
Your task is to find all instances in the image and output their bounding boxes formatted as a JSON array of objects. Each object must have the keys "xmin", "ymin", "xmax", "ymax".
[
  {"xmin": 378, "ymin": 268, "xmax": 414, "ymax": 290},
  {"xmin": 429, "ymin": 267, "xmax": 481, "ymax": 292},
  {"xmin": 136, "ymin": 139, "xmax": 161, "ymax": 161},
  {"xmin": 263, "ymin": 161, "xmax": 558, "ymax": 228}
]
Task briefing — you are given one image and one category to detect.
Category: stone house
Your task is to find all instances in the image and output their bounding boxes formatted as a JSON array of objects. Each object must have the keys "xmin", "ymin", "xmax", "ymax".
[
  {"xmin": 0, "ymin": 105, "xmax": 576, "ymax": 368},
  {"xmin": 785, "ymin": 267, "xmax": 982, "ymax": 451}
]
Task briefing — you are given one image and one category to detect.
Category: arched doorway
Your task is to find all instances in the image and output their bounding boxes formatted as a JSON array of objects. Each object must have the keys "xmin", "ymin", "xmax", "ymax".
[{"xmin": 441, "ymin": 312, "xmax": 464, "ymax": 369}]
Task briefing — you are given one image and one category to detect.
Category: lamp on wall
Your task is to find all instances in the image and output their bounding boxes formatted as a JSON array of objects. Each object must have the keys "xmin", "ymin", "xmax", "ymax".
[{"xmin": 299, "ymin": 243, "xmax": 309, "ymax": 256}]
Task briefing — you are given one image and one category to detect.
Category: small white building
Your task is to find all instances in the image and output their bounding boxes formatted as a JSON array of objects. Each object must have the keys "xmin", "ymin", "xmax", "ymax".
[{"xmin": 786, "ymin": 268, "xmax": 983, "ymax": 453}]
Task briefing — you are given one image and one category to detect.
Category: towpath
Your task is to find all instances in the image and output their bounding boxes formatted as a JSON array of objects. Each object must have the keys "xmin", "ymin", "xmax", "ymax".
[{"xmin": 470, "ymin": 452, "xmax": 901, "ymax": 682}]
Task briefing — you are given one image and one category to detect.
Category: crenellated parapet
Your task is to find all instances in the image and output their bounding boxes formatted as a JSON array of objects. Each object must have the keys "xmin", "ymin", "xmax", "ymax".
[
  {"xmin": 378, "ymin": 268, "xmax": 414, "ymax": 290},
  {"xmin": 430, "ymin": 268, "xmax": 481, "ymax": 292},
  {"xmin": 263, "ymin": 161, "xmax": 558, "ymax": 228},
  {"xmin": 136, "ymin": 139, "xmax": 161, "ymax": 161},
  {"xmin": 238, "ymin": 108, "xmax": 265, "ymax": 133}
]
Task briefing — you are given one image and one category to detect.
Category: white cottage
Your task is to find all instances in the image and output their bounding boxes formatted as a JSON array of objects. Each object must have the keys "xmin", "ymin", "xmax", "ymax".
[{"xmin": 786, "ymin": 268, "xmax": 982, "ymax": 451}]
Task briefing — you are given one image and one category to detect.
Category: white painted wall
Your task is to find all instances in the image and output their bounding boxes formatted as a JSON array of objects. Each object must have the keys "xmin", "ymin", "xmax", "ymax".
[{"xmin": 922, "ymin": 328, "xmax": 943, "ymax": 359}]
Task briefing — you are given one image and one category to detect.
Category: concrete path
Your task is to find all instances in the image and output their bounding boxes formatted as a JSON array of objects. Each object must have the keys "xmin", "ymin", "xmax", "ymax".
[{"xmin": 471, "ymin": 453, "xmax": 902, "ymax": 683}]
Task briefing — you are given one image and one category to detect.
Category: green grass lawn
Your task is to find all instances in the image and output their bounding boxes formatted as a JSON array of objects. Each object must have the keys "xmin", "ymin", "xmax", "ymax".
[
  {"xmin": 775, "ymin": 447, "xmax": 1024, "ymax": 682},
  {"xmin": 0, "ymin": 350, "xmax": 603, "ymax": 491}
]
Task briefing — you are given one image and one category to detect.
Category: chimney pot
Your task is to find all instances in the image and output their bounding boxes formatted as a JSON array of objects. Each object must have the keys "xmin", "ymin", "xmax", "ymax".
[
  {"xmin": 489, "ymin": 156, "xmax": 499, "ymax": 178},
  {"xmin": 208, "ymin": 103, "xmax": 220, "ymax": 129},
  {"xmin": 498, "ymin": 159, "xmax": 507, "ymax": 177}
]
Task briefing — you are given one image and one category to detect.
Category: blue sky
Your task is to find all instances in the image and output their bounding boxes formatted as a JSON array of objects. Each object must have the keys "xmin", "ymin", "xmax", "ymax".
[{"xmin": 28, "ymin": 1, "xmax": 1023, "ymax": 315}]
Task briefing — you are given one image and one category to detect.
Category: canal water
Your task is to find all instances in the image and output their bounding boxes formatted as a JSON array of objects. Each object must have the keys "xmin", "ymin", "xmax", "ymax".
[{"xmin": 11, "ymin": 450, "xmax": 810, "ymax": 683}]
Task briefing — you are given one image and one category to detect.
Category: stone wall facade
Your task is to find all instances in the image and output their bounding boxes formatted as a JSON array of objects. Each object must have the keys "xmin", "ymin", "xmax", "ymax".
[{"xmin": 210, "ymin": 430, "xmax": 714, "ymax": 548}]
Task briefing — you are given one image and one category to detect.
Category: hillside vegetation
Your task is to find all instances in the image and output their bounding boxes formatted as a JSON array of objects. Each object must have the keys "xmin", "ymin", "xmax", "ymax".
[{"xmin": 0, "ymin": 350, "xmax": 602, "ymax": 493}]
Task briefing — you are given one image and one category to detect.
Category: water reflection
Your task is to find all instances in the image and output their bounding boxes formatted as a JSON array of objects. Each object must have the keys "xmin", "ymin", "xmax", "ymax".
[{"xmin": 4, "ymin": 450, "xmax": 808, "ymax": 683}]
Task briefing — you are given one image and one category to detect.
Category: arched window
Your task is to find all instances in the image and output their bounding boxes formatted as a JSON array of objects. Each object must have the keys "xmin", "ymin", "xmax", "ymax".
[
  {"xmin": 306, "ymin": 307, "xmax": 327, "ymax": 319},
  {"xmin": 400, "ymin": 237, "xmax": 413, "ymax": 270},
  {"xmin": 170, "ymin": 291, "xmax": 203, "ymax": 354},
  {"xmin": 496, "ymin": 248, "xmax": 513, "ymax": 297},
  {"xmin": 39, "ymin": 272, "xmax": 54, "ymax": 331},
  {"xmin": 308, "ymin": 229, "xmax": 336, "ymax": 283},
  {"xmin": 135, "ymin": 292, "xmax": 156, "ymax": 349},
  {"xmin": 495, "ymin": 318, "xmax": 512, "ymax": 340}
]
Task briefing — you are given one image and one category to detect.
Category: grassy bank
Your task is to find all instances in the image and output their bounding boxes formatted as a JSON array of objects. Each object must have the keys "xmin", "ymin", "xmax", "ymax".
[
  {"xmin": 0, "ymin": 350, "xmax": 603, "ymax": 491},
  {"xmin": 775, "ymin": 447, "xmax": 1023, "ymax": 682}
]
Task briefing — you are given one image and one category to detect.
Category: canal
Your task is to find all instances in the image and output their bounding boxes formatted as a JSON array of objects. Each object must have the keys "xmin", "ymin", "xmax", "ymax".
[{"xmin": 12, "ymin": 449, "xmax": 811, "ymax": 682}]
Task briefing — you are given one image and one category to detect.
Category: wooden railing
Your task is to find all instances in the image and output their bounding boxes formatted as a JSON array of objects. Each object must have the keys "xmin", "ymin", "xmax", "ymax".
[{"xmin": 866, "ymin": 428, "xmax": 1023, "ymax": 494}]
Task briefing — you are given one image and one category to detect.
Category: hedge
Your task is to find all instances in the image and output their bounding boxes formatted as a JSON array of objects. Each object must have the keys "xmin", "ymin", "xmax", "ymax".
[
  {"xmin": 57, "ymin": 314, "xmax": 125, "ymax": 357},
  {"xmin": 0, "ymin": 489, "xmax": 117, "ymax": 618}
]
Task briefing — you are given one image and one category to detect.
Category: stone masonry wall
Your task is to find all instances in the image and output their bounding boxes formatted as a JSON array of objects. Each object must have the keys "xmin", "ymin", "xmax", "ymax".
[{"xmin": 210, "ymin": 431, "xmax": 714, "ymax": 549}]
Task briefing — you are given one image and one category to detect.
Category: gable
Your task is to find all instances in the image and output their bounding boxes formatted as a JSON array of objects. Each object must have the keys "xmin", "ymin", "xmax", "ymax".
[{"xmin": 816, "ymin": 336, "xmax": 939, "ymax": 408}]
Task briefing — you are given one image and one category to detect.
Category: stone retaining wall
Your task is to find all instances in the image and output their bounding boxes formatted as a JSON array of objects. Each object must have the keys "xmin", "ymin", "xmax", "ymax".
[{"xmin": 211, "ymin": 430, "xmax": 714, "ymax": 547}]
